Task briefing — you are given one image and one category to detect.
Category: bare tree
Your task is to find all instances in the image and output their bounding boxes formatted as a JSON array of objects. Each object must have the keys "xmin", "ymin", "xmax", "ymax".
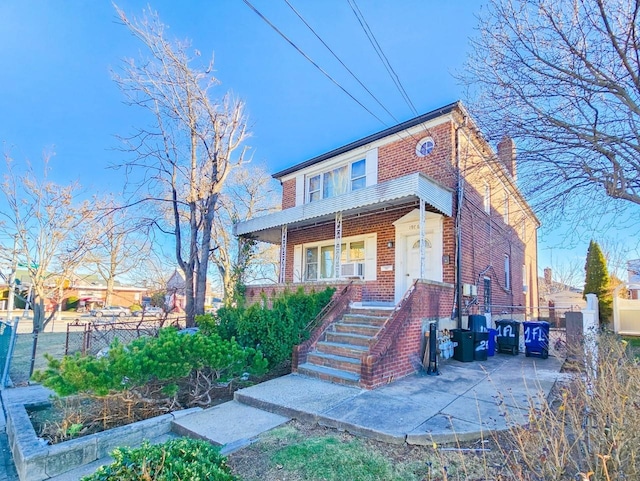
[
  {"xmin": 600, "ymin": 236, "xmax": 631, "ymax": 280},
  {"xmin": 1, "ymin": 153, "xmax": 93, "ymax": 373},
  {"xmin": 114, "ymin": 6, "xmax": 249, "ymax": 326},
  {"xmin": 539, "ymin": 259, "xmax": 584, "ymax": 296},
  {"xmin": 461, "ymin": 0, "xmax": 640, "ymax": 224},
  {"xmin": 209, "ymin": 165, "xmax": 280, "ymax": 301},
  {"xmin": 84, "ymin": 202, "xmax": 150, "ymax": 306}
]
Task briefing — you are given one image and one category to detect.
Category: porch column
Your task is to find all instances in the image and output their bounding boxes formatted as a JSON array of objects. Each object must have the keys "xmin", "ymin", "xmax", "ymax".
[
  {"xmin": 334, "ymin": 212, "xmax": 343, "ymax": 278},
  {"xmin": 279, "ymin": 224, "xmax": 287, "ymax": 283},
  {"xmin": 419, "ymin": 199, "xmax": 426, "ymax": 279}
]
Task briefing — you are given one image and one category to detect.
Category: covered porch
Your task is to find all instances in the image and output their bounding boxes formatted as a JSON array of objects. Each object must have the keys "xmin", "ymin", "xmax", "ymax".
[{"xmin": 235, "ymin": 172, "xmax": 454, "ymax": 304}]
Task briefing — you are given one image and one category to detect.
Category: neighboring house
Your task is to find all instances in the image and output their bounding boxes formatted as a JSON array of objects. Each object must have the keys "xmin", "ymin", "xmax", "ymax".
[
  {"xmin": 236, "ymin": 101, "xmax": 540, "ymax": 388},
  {"xmin": 0, "ymin": 269, "xmax": 146, "ymax": 311},
  {"xmin": 537, "ymin": 267, "xmax": 585, "ymax": 327},
  {"xmin": 628, "ymin": 259, "xmax": 640, "ymax": 300},
  {"xmin": 612, "ymin": 259, "xmax": 640, "ymax": 335},
  {"xmin": 165, "ymin": 269, "xmax": 219, "ymax": 312}
]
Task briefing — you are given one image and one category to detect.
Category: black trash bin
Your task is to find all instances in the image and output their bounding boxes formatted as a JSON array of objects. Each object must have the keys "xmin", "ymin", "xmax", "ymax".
[
  {"xmin": 473, "ymin": 331, "xmax": 489, "ymax": 361},
  {"xmin": 468, "ymin": 314, "xmax": 487, "ymax": 333},
  {"xmin": 452, "ymin": 329, "xmax": 474, "ymax": 362},
  {"xmin": 495, "ymin": 319, "xmax": 520, "ymax": 355}
]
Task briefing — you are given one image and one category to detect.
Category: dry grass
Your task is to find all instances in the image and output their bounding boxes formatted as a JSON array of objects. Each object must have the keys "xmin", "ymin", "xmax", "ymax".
[
  {"xmin": 230, "ymin": 334, "xmax": 639, "ymax": 481},
  {"xmin": 228, "ymin": 421, "xmax": 515, "ymax": 481},
  {"xmin": 493, "ymin": 334, "xmax": 640, "ymax": 480}
]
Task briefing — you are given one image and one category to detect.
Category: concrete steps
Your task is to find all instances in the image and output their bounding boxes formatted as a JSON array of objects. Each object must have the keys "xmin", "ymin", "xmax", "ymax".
[{"xmin": 298, "ymin": 307, "xmax": 390, "ymax": 387}]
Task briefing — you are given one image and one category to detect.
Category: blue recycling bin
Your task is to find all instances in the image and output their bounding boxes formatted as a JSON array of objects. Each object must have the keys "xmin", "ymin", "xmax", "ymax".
[
  {"xmin": 523, "ymin": 321, "xmax": 550, "ymax": 359},
  {"xmin": 487, "ymin": 328, "xmax": 497, "ymax": 356}
]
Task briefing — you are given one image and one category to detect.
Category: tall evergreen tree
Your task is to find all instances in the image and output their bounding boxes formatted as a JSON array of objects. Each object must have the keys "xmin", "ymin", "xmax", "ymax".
[{"xmin": 584, "ymin": 240, "xmax": 612, "ymax": 325}]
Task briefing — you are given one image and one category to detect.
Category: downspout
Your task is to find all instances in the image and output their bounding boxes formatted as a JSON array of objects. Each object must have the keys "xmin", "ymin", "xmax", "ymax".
[{"xmin": 455, "ymin": 115, "xmax": 467, "ymax": 329}]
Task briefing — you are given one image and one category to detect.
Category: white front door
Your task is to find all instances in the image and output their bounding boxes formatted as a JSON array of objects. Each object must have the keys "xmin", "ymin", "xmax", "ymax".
[
  {"xmin": 393, "ymin": 209, "xmax": 444, "ymax": 303},
  {"xmin": 403, "ymin": 233, "xmax": 435, "ymax": 293}
]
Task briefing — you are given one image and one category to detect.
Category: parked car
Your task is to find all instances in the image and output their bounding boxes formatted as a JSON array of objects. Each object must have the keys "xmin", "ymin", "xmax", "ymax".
[
  {"xmin": 206, "ymin": 298, "xmax": 224, "ymax": 314},
  {"xmin": 90, "ymin": 306, "xmax": 130, "ymax": 318},
  {"xmin": 132, "ymin": 306, "xmax": 164, "ymax": 319}
]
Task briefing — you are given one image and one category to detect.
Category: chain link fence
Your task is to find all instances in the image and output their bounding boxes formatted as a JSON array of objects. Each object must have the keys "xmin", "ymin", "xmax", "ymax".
[
  {"xmin": 66, "ymin": 317, "xmax": 186, "ymax": 356},
  {"xmin": 7, "ymin": 317, "xmax": 186, "ymax": 386}
]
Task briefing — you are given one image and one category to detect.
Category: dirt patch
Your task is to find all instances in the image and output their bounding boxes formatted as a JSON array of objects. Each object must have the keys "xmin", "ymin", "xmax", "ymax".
[{"xmin": 228, "ymin": 420, "xmax": 516, "ymax": 481}]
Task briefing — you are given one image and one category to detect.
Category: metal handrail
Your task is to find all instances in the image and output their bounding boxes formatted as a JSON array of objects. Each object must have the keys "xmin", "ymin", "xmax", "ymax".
[
  {"xmin": 368, "ymin": 280, "xmax": 418, "ymax": 357},
  {"xmin": 304, "ymin": 281, "xmax": 353, "ymax": 333}
]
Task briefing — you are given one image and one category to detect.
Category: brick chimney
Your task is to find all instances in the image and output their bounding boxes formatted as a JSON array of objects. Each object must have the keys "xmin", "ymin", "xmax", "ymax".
[
  {"xmin": 544, "ymin": 267, "xmax": 552, "ymax": 286},
  {"xmin": 497, "ymin": 137, "xmax": 517, "ymax": 179}
]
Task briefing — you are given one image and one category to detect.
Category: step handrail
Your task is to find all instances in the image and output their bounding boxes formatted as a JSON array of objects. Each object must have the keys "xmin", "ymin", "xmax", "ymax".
[
  {"xmin": 368, "ymin": 279, "xmax": 418, "ymax": 357},
  {"xmin": 304, "ymin": 281, "xmax": 353, "ymax": 333},
  {"xmin": 293, "ymin": 282, "xmax": 354, "ymax": 369}
]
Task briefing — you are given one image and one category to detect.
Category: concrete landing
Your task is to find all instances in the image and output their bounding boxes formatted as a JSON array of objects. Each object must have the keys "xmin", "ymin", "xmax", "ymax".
[
  {"xmin": 171, "ymin": 401, "xmax": 290, "ymax": 455},
  {"xmin": 234, "ymin": 354, "xmax": 566, "ymax": 444}
]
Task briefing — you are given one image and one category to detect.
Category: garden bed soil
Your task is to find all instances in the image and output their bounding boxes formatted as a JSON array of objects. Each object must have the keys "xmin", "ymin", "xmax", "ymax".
[{"xmin": 30, "ymin": 361, "xmax": 292, "ymax": 445}]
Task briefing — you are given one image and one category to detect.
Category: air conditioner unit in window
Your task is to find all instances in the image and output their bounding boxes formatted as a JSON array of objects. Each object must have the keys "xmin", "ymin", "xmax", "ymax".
[{"xmin": 340, "ymin": 262, "xmax": 364, "ymax": 278}]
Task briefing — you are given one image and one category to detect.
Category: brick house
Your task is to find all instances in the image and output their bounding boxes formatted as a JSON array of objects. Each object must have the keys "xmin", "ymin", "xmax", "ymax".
[{"xmin": 236, "ymin": 102, "xmax": 539, "ymax": 388}]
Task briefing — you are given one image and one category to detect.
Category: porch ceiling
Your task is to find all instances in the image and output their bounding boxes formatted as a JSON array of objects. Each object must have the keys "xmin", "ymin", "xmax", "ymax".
[{"xmin": 235, "ymin": 173, "xmax": 453, "ymax": 244}]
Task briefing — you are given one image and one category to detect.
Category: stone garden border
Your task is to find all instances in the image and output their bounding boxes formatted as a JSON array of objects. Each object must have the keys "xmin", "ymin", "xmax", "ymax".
[{"xmin": 5, "ymin": 398, "xmax": 201, "ymax": 481}]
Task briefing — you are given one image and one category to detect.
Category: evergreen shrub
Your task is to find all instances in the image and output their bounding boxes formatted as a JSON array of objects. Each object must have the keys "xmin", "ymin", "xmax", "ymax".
[
  {"xmin": 81, "ymin": 438, "xmax": 238, "ymax": 481},
  {"xmin": 33, "ymin": 327, "xmax": 268, "ymax": 397},
  {"xmin": 200, "ymin": 287, "xmax": 335, "ymax": 366}
]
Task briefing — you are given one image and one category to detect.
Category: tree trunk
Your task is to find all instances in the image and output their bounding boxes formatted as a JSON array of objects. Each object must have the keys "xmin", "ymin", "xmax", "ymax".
[{"xmin": 105, "ymin": 276, "xmax": 115, "ymax": 306}]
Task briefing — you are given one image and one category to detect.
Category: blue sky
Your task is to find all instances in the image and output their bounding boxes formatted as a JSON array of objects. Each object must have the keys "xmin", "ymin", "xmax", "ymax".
[{"xmin": 0, "ymin": 1, "xmax": 636, "ymax": 282}]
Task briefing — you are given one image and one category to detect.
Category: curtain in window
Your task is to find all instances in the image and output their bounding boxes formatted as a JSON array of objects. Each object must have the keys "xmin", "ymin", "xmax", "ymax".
[
  {"xmin": 320, "ymin": 246, "xmax": 335, "ymax": 278},
  {"xmin": 323, "ymin": 165, "xmax": 348, "ymax": 199}
]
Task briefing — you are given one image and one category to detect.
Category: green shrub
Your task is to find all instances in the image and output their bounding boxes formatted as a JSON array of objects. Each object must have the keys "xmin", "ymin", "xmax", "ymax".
[
  {"xmin": 200, "ymin": 287, "xmax": 334, "ymax": 366},
  {"xmin": 65, "ymin": 296, "xmax": 79, "ymax": 311},
  {"xmin": 81, "ymin": 438, "xmax": 238, "ymax": 481},
  {"xmin": 150, "ymin": 291, "xmax": 166, "ymax": 308},
  {"xmin": 33, "ymin": 328, "xmax": 268, "ymax": 397}
]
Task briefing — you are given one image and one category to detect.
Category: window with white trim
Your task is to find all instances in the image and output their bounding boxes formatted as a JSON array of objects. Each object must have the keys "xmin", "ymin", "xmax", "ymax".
[
  {"xmin": 304, "ymin": 239, "xmax": 365, "ymax": 281},
  {"xmin": 522, "ymin": 264, "xmax": 527, "ymax": 293},
  {"xmin": 306, "ymin": 158, "xmax": 366, "ymax": 203},
  {"xmin": 483, "ymin": 183, "xmax": 490, "ymax": 214},
  {"xmin": 504, "ymin": 255, "xmax": 511, "ymax": 291}
]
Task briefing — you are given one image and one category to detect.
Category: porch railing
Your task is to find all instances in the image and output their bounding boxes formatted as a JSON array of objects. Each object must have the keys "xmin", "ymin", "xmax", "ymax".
[
  {"xmin": 292, "ymin": 281, "xmax": 355, "ymax": 370},
  {"xmin": 367, "ymin": 280, "xmax": 417, "ymax": 358}
]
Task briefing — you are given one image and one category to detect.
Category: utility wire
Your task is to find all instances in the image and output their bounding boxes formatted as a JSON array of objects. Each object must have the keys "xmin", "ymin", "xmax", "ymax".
[
  {"xmin": 242, "ymin": 0, "xmax": 389, "ymax": 127},
  {"xmin": 347, "ymin": 0, "xmax": 418, "ymax": 116},
  {"xmin": 283, "ymin": 0, "xmax": 399, "ymax": 125}
]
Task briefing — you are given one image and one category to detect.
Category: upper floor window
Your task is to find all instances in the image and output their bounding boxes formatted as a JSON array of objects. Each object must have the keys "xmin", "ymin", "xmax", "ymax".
[
  {"xmin": 307, "ymin": 158, "xmax": 366, "ymax": 203},
  {"xmin": 504, "ymin": 255, "xmax": 511, "ymax": 291},
  {"xmin": 483, "ymin": 183, "xmax": 491, "ymax": 214}
]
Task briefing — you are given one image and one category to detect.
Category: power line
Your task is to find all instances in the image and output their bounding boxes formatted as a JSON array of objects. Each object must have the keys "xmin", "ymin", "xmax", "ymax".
[
  {"xmin": 242, "ymin": 0, "xmax": 389, "ymax": 127},
  {"xmin": 283, "ymin": 0, "xmax": 399, "ymax": 125},
  {"xmin": 346, "ymin": 0, "xmax": 418, "ymax": 116}
]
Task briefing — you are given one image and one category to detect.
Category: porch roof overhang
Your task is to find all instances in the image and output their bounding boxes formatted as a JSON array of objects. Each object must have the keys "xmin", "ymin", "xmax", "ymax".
[{"xmin": 235, "ymin": 172, "xmax": 453, "ymax": 244}]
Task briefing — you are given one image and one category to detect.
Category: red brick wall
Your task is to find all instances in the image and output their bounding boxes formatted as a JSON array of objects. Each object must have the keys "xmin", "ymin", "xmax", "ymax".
[
  {"xmin": 378, "ymin": 121, "xmax": 456, "ymax": 189},
  {"xmin": 284, "ymin": 204, "xmax": 421, "ymax": 303},
  {"xmin": 281, "ymin": 178, "xmax": 296, "ymax": 209},
  {"xmin": 244, "ymin": 280, "xmax": 362, "ymax": 307},
  {"xmin": 275, "ymin": 114, "xmax": 533, "ymax": 318},
  {"xmin": 361, "ymin": 280, "xmax": 455, "ymax": 389}
]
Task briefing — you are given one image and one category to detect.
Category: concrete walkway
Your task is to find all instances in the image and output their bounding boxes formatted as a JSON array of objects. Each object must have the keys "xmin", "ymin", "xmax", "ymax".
[
  {"xmin": 176, "ymin": 353, "xmax": 566, "ymax": 447},
  {"xmin": 0, "ymin": 353, "xmax": 566, "ymax": 479}
]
